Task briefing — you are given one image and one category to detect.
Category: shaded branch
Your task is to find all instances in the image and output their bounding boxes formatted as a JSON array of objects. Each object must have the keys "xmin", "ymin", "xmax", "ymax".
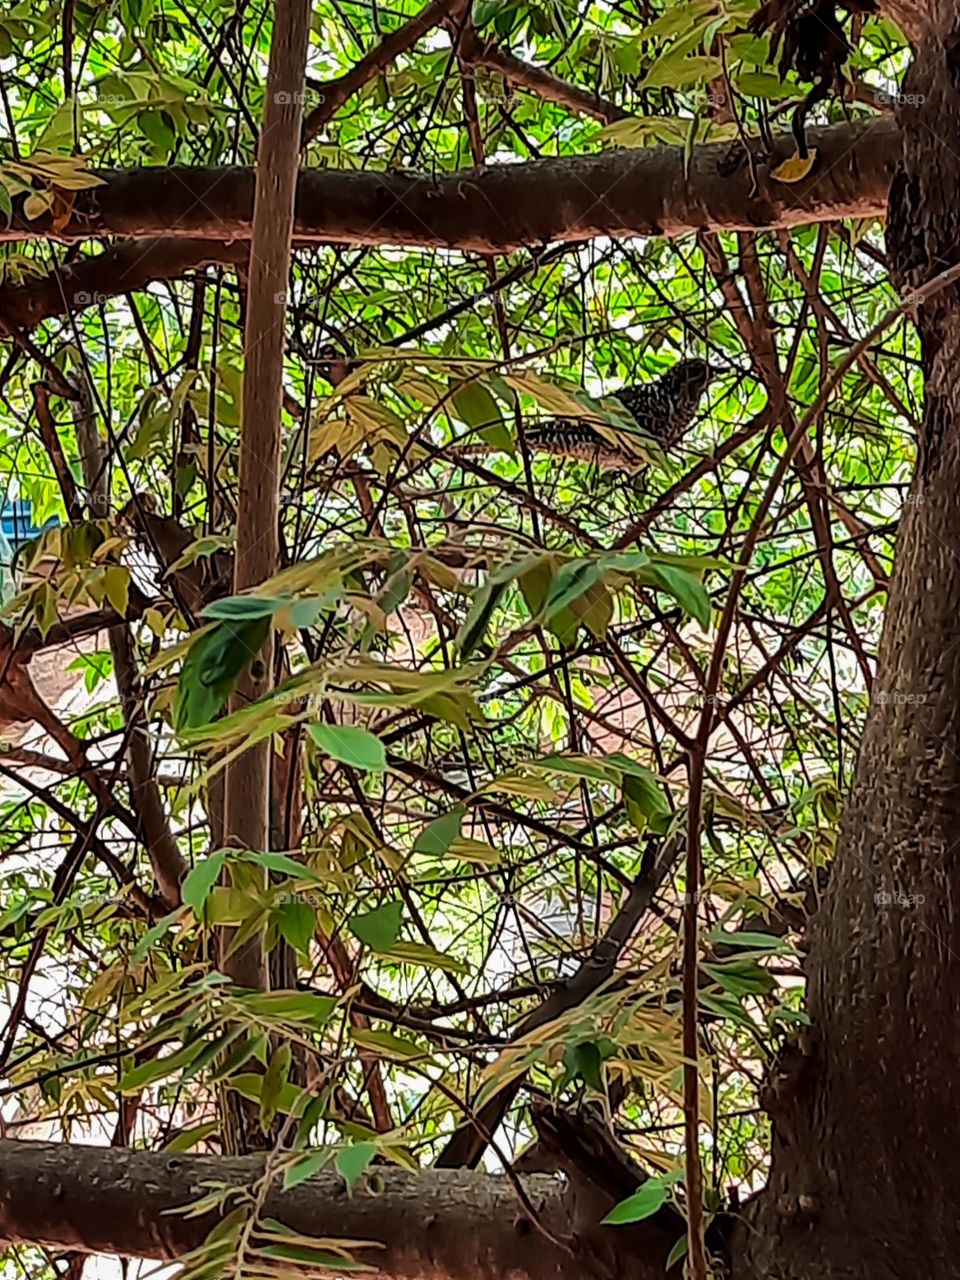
[
  {"xmin": 0, "ymin": 1139, "xmax": 673, "ymax": 1280},
  {"xmin": 0, "ymin": 239, "xmax": 247, "ymax": 337}
]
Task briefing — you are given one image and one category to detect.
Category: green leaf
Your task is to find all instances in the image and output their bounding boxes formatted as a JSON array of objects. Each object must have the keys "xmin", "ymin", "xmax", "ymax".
[
  {"xmin": 209, "ymin": 1033, "xmax": 266, "ymax": 1083},
  {"xmin": 181, "ymin": 850, "xmax": 228, "ymax": 917},
  {"xmin": 413, "ymin": 805, "xmax": 465, "ymax": 856},
  {"xmin": 543, "ymin": 560, "xmax": 605, "ymax": 621},
  {"xmin": 705, "ymin": 928, "xmax": 790, "ymax": 954},
  {"xmin": 622, "ymin": 770, "xmax": 670, "ymax": 824},
  {"xmin": 348, "ymin": 900, "xmax": 403, "ymax": 951},
  {"xmin": 259, "ymin": 1244, "xmax": 372, "ymax": 1271},
  {"xmin": 533, "ymin": 753, "xmax": 614, "ymax": 783},
  {"xmin": 120, "ymin": 1039, "xmax": 203, "ymax": 1091},
  {"xmin": 665, "ymin": 1233, "xmax": 689, "ymax": 1269},
  {"xmin": 452, "ymin": 380, "xmax": 502, "ymax": 431},
  {"xmin": 102, "ymin": 566, "xmax": 130, "ymax": 617},
  {"xmin": 562, "ymin": 1041, "xmax": 605, "ymax": 1092},
  {"xmin": 203, "ymin": 595, "xmax": 285, "ymax": 622},
  {"xmin": 138, "ymin": 107, "xmax": 176, "ymax": 151},
  {"xmin": 290, "ymin": 596, "xmax": 328, "ymax": 628},
  {"xmin": 641, "ymin": 52, "xmax": 721, "ymax": 90},
  {"xmin": 456, "ymin": 579, "xmax": 507, "ymax": 657},
  {"xmin": 131, "ymin": 908, "xmax": 183, "ymax": 962},
  {"xmin": 163, "ymin": 1121, "xmax": 220, "ymax": 1153},
  {"xmin": 260, "ymin": 1043, "xmax": 293, "ymax": 1133},
  {"xmin": 602, "ymin": 1171, "xmax": 682, "ymax": 1225},
  {"xmin": 650, "ymin": 563, "xmax": 711, "ymax": 629},
  {"xmin": 277, "ymin": 899, "xmax": 317, "ymax": 956},
  {"xmin": 229, "ymin": 1072, "xmax": 302, "ymax": 1115},
  {"xmin": 335, "ymin": 1141, "xmax": 377, "ymax": 1192},
  {"xmin": 702, "ymin": 959, "xmax": 776, "ymax": 997},
  {"xmin": 182, "ymin": 1024, "xmax": 249, "ymax": 1080},
  {"xmin": 352, "ymin": 1027, "xmax": 426, "ymax": 1060},
  {"xmin": 174, "ymin": 617, "xmax": 270, "ymax": 730},
  {"xmin": 308, "ymin": 723, "xmax": 387, "ymax": 772},
  {"xmin": 381, "ymin": 940, "xmax": 470, "ymax": 976},
  {"xmin": 283, "ymin": 1147, "xmax": 333, "ymax": 1189},
  {"xmin": 735, "ymin": 70, "xmax": 795, "ymax": 99},
  {"xmin": 237, "ymin": 991, "xmax": 337, "ymax": 1026},
  {"xmin": 242, "ymin": 850, "xmax": 320, "ymax": 879}
]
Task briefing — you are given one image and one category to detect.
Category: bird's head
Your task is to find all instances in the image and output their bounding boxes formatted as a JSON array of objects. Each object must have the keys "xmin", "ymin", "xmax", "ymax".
[
  {"xmin": 315, "ymin": 343, "xmax": 358, "ymax": 388},
  {"xmin": 674, "ymin": 357, "xmax": 729, "ymax": 391}
]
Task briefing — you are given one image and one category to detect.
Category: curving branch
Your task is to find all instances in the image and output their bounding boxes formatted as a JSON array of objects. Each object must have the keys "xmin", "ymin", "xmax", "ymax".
[
  {"xmin": 302, "ymin": 0, "xmax": 464, "ymax": 143},
  {"xmin": 459, "ymin": 29, "xmax": 630, "ymax": 124}
]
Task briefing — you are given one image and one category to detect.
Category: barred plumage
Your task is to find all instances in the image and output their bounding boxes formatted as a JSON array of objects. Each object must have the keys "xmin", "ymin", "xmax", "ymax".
[
  {"xmin": 314, "ymin": 347, "xmax": 720, "ymax": 473},
  {"xmin": 452, "ymin": 358, "xmax": 719, "ymax": 472},
  {"xmin": 523, "ymin": 358, "xmax": 718, "ymax": 470}
]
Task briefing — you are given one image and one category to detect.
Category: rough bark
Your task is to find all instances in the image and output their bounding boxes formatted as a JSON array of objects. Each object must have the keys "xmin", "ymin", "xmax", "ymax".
[
  {"xmin": 0, "ymin": 1139, "xmax": 679, "ymax": 1280},
  {"xmin": 732, "ymin": 19, "xmax": 960, "ymax": 1280},
  {"xmin": 0, "ymin": 120, "xmax": 898, "ymax": 253}
]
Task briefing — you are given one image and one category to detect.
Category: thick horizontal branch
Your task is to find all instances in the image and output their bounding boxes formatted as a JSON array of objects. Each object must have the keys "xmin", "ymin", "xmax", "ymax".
[
  {"xmin": 2, "ymin": 119, "xmax": 898, "ymax": 254},
  {"xmin": 0, "ymin": 239, "xmax": 246, "ymax": 337},
  {"xmin": 0, "ymin": 1139, "xmax": 674, "ymax": 1280}
]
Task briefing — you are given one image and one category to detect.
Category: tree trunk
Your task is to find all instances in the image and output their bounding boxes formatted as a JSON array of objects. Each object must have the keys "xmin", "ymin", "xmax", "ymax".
[{"xmin": 733, "ymin": 18, "xmax": 960, "ymax": 1278}]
